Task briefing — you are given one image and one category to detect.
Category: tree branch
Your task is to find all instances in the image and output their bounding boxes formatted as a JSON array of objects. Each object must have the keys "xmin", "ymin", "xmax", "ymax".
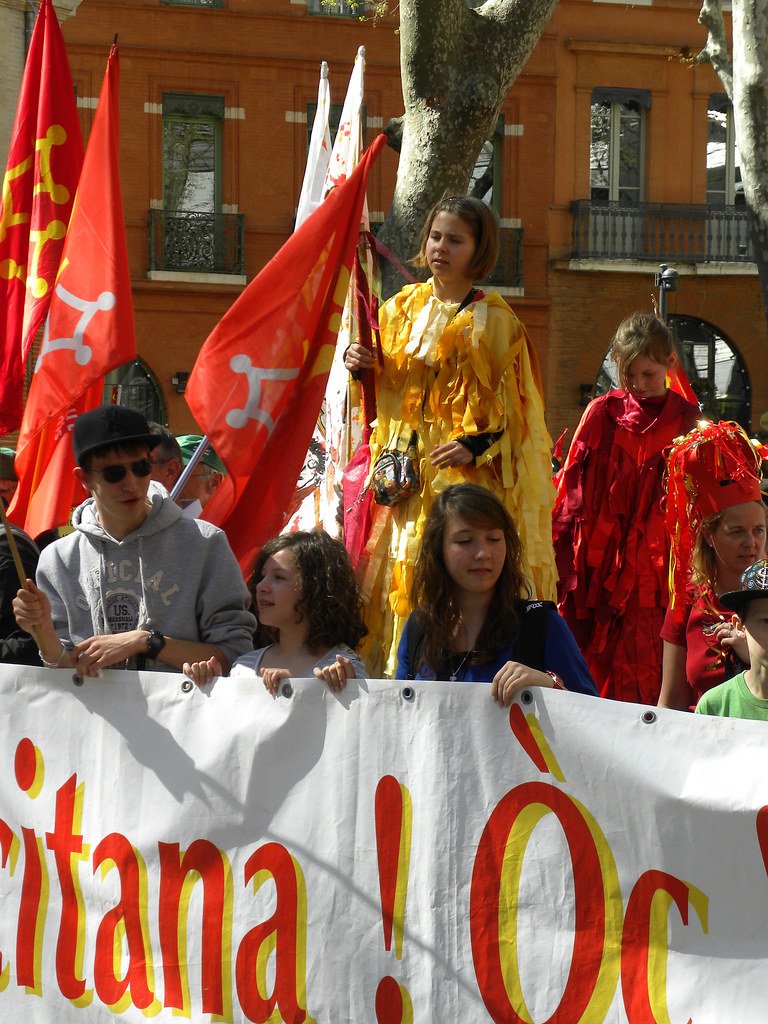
[
  {"xmin": 476, "ymin": 0, "xmax": 558, "ymax": 54},
  {"xmin": 698, "ymin": 0, "xmax": 733, "ymax": 98},
  {"xmin": 384, "ymin": 116, "xmax": 404, "ymax": 152},
  {"xmin": 398, "ymin": 0, "xmax": 467, "ymax": 79}
]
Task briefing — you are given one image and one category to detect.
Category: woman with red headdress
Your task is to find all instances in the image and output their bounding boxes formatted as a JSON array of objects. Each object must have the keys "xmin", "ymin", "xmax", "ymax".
[{"xmin": 658, "ymin": 420, "xmax": 767, "ymax": 711}]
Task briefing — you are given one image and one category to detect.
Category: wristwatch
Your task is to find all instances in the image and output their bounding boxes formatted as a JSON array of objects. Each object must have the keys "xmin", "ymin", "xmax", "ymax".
[{"xmin": 145, "ymin": 629, "xmax": 166, "ymax": 660}]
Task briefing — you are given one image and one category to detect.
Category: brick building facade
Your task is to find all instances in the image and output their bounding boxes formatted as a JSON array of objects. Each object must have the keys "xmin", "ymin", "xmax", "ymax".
[{"xmin": 3, "ymin": 0, "xmax": 765, "ymax": 446}]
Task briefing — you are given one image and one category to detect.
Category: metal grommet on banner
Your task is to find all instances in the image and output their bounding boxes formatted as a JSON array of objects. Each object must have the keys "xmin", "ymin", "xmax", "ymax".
[
  {"xmin": 281, "ymin": 681, "xmax": 293, "ymax": 698},
  {"xmin": 521, "ymin": 689, "xmax": 533, "ymax": 705},
  {"xmin": 401, "ymin": 685, "xmax": 415, "ymax": 703},
  {"xmin": 71, "ymin": 673, "xmax": 84, "ymax": 688},
  {"xmin": 641, "ymin": 710, "xmax": 657, "ymax": 725},
  {"xmin": 180, "ymin": 679, "xmax": 193, "ymax": 694}
]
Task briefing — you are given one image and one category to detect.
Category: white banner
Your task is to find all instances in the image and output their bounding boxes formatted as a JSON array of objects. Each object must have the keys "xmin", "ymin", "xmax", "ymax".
[{"xmin": 0, "ymin": 665, "xmax": 767, "ymax": 1022}]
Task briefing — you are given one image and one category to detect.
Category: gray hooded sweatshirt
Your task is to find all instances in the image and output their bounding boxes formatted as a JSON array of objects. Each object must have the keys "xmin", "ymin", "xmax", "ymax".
[{"xmin": 37, "ymin": 484, "xmax": 255, "ymax": 670}]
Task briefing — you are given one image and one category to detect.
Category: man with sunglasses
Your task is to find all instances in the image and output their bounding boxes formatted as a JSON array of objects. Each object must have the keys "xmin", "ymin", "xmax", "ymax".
[{"xmin": 13, "ymin": 405, "xmax": 255, "ymax": 676}]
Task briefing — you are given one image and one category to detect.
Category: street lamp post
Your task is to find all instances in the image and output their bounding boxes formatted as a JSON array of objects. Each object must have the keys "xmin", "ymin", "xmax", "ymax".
[{"xmin": 654, "ymin": 263, "xmax": 678, "ymax": 322}]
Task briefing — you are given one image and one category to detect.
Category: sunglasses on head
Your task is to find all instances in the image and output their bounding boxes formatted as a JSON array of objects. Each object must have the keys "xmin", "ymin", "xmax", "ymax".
[{"xmin": 90, "ymin": 458, "xmax": 153, "ymax": 483}]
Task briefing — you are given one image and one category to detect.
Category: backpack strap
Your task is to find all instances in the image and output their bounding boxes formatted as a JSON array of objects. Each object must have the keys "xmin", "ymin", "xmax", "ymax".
[{"xmin": 514, "ymin": 599, "xmax": 555, "ymax": 672}]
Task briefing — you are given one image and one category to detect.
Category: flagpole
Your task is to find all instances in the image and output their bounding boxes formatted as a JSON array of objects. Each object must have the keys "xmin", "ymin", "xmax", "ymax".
[{"xmin": 170, "ymin": 435, "xmax": 211, "ymax": 502}]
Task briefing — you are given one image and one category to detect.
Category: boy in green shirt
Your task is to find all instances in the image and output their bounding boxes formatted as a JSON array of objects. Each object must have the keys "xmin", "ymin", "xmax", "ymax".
[{"xmin": 696, "ymin": 559, "xmax": 768, "ymax": 721}]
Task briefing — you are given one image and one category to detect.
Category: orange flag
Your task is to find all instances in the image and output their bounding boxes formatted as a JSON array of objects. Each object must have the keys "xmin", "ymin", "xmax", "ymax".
[
  {"xmin": 186, "ymin": 134, "xmax": 386, "ymax": 573},
  {"xmin": 0, "ymin": 0, "xmax": 83, "ymax": 434},
  {"xmin": 8, "ymin": 45, "xmax": 136, "ymax": 538}
]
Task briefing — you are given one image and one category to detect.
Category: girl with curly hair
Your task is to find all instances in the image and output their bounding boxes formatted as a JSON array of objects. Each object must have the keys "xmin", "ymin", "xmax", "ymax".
[
  {"xmin": 184, "ymin": 530, "xmax": 368, "ymax": 691},
  {"xmin": 396, "ymin": 484, "xmax": 596, "ymax": 704}
]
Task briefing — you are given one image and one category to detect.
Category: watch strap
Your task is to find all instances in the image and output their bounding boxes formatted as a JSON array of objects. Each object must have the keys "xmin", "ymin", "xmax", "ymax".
[{"xmin": 145, "ymin": 629, "xmax": 166, "ymax": 659}]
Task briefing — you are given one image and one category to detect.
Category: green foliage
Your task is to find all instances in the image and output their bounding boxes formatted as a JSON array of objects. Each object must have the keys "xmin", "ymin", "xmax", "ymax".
[{"xmin": 316, "ymin": 0, "xmax": 395, "ymax": 25}]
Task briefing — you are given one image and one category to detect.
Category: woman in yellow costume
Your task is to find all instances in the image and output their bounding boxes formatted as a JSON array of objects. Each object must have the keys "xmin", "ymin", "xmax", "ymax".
[{"xmin": 344, "ymin": 196, "xmax": 556, "ymax": 676}]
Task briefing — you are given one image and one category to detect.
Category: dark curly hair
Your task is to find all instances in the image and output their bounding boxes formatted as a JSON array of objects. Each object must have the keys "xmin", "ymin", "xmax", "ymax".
[
  {"xmin": 411, "ymin": 484, "xmax": 531, "ymax": 674},
  {"xmin": 249, "ymin": 530, "xmax": 368, "ymax": 653}
]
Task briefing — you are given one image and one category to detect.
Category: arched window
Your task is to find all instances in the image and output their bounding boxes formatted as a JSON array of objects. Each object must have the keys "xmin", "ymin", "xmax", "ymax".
[
  {"xmin": 594, "ymin": 315, "xmax": 750, "ymax": 429},
  {"xmin": 102, "ymin": 360, "xmax": 166, "ymax": 425}
]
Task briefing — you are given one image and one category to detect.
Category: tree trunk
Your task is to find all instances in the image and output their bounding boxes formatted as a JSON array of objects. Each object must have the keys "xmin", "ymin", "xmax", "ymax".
[
  {"xmin": 378, "ymin": 0, "xmax": 558, "ymax": 296},
  {"xmin": 732, "ymin": 1, "xmax": 768, "ymax": 320},
  {"xmin": 700, "ymin": 0, "xmax": 768, "ymax": 327}
]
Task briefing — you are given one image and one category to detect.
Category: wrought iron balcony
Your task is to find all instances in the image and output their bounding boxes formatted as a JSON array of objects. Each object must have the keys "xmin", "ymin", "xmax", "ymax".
[
  {"xmin": 486, "ymin": 226, "xmax": 523, "ymax": 289},
  {"xmin": 148, "ymin": 210, "xmax": 245, "ymax": 275},
  {"xmin": 571, "ymin": 200, "xmax": 752, "ymax": 264}
]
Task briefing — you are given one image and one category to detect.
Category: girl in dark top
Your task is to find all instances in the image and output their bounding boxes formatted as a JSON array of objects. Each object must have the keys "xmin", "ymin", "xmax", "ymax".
[
  {"xmin": 396, "ymin": 483, "xmax": 597, "ymax": 702},
  {"xmin": 0, "ymin": 525, "xmax": 40, "ymax": 665}
]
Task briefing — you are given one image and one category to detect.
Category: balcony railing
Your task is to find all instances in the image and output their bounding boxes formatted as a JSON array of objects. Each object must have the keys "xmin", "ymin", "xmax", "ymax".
[
  {"xmin": 148, "ymin": 210, "xmax": 245, "ymax": 275},
  {"xmin": 571, "ymin": 200, "xmax": 752, "ymax": 263},
  {"xmin": 486, "ymin": 226, "xmax": 523, "ymax": 289}
]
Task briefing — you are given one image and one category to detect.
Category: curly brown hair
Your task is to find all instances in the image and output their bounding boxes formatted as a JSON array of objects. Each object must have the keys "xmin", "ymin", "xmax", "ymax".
[
  {"xmin": 249, "ymin": 530, "xmax": 368, "ymax": 653},
  {"xmin": 411, "ymin": 484, "xmax": 531, "ymax": 674}
]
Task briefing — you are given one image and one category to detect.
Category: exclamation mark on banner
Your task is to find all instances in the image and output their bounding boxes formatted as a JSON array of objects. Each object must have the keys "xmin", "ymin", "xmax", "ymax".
[
  {"xmin": 509, "ymin": 704, "xmax": 566, "ymax": 782},
  {"xmin": 756, "ymin": 806, "xmax": 768, "ymax": 875},
  {"xmin": 374, "ymin": 774, "xmax": 414, "ymax": 1024}
]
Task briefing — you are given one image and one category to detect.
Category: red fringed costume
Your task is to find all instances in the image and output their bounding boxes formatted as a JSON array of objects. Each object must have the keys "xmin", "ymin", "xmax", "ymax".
[
  {"xmin": 659, "ymin": 419, "xmax": 765, "ymax": 707},
  {"xmin": 553, "ymin": 389, "xmax": 698, "ymax": 703}
]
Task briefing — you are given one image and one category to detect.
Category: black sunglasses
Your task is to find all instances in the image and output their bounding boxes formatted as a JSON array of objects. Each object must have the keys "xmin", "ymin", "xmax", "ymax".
[{"xmin": 90, "ymin": 458, "xmax": 153, "ymax": 483}]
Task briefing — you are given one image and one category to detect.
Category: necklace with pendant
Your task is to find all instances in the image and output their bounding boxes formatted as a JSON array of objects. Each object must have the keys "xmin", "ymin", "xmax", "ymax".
[{"xmin": 449, "ymin": 649, "xmax": 473, "ymax": 682}]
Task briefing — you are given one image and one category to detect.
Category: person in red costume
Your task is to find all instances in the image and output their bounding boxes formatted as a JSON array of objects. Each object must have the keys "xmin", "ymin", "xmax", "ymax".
[
  {"xmin": 658, "ymin": 420, "xmax": 767, "ymax": 711},
  {"xmin": 553, "ymin": 313, "xmax": 699, "ymax": 703}
]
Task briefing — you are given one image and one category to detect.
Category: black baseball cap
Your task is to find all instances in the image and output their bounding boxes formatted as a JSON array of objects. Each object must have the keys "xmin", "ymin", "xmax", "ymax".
[
  {"xmin": 720, "ymin": 559, "xmax": 768, "ymax": 614},
  {"xmin": 73, "ymin": 405, "xmax": 160, "ymax": 466}
]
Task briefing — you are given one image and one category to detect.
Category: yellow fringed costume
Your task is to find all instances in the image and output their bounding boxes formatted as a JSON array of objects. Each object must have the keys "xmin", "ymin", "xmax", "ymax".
[{"xmin": 359, "ymin": 280, "xmax": 557, "ymax": 676}]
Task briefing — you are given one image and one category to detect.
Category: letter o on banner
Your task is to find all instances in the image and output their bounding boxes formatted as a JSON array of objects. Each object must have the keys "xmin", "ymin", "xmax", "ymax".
[{"xmin": 469, "ymin": 781, "xmax": 622, "ymax": 1023}]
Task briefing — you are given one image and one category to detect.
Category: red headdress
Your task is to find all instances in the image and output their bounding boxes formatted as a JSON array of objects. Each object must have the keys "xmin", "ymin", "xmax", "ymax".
[{"xmin": 665, "ymin": 420, "xmax": 763, "ymax": 608}]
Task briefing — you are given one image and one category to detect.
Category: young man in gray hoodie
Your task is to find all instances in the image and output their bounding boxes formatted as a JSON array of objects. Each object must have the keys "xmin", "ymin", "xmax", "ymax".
[{"xmin": 13, "ymin": 405, "xmax": 255, "ymax": 675}]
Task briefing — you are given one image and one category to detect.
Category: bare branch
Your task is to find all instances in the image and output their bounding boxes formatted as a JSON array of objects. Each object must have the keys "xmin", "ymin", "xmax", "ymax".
[
  {"xmin": 698, "ymin": 0, "xmax": 733, "ymax": 97},
  {"xmin": 480, "ymin": 0, "xmax": 557, "ymax": 37},
  {"xmin": 397, "ymin": 0, "xmax": 465, "ymax": 59},
  {"xmin": 467, "ymin": 0, "xmax": 559, "ymax": 93}
]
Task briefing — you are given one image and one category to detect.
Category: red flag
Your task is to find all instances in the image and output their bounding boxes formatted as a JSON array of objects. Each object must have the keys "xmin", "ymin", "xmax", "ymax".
[
  {"xmin": 8, "ymin": 45, "xmax": 135, "ymax": 538},
  {"xmin": 186, "ymin": 134, "xmax": 386, "ymax": 572},
  {"xmin": 667, "ymin": 362, "xmax": 699, "ymax": 407},
  {"xmin": 0, "ymin": 0, "xmax": 83, "ymax": 434}
]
